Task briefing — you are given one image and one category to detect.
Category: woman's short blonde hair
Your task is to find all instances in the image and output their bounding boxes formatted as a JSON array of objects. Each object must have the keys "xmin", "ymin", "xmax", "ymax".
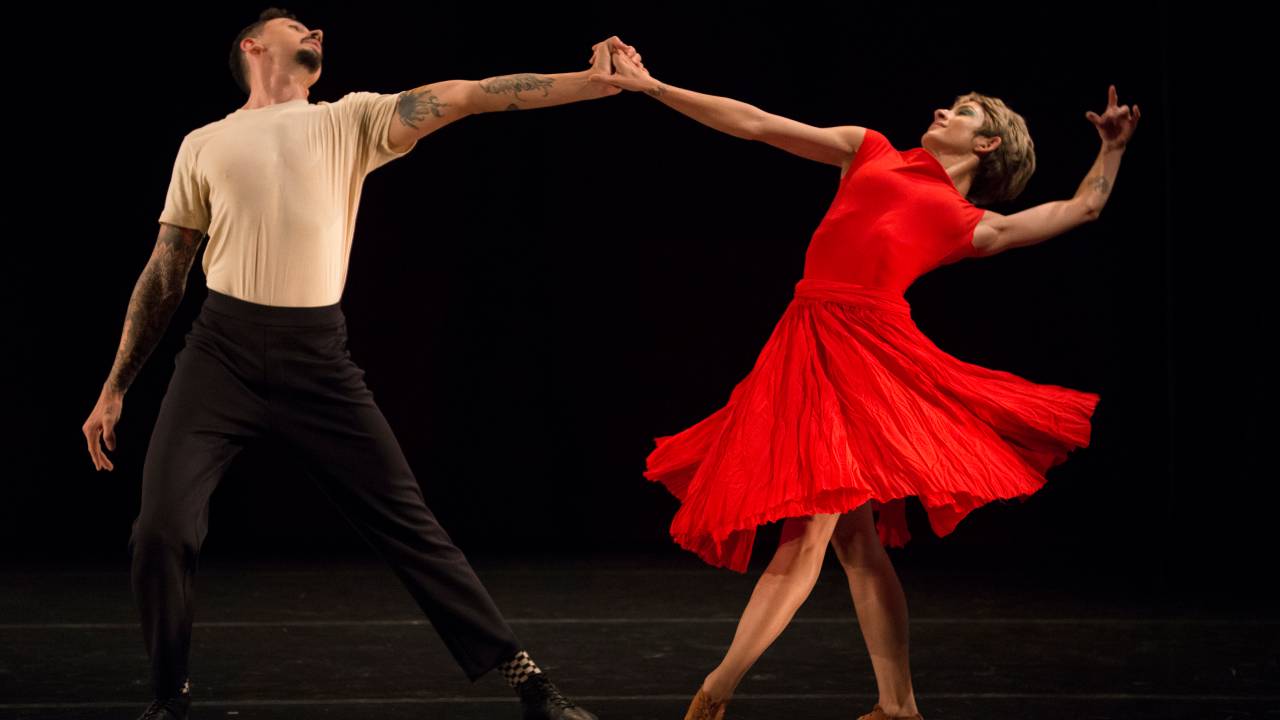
[{"xmin": 953, "ymin": 91, "xmax": 1036, "ymax": 206}]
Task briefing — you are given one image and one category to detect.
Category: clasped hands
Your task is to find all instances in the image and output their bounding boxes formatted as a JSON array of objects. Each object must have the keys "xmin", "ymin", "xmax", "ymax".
[{"xmin": 585, "ymin": 36, "xmax": 659, "ymax": 96}]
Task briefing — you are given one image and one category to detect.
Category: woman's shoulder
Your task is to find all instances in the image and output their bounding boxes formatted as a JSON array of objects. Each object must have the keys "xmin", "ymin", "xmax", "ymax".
[{"xmin": 840, "ymin": 127, "xmax": 898, "ymax": 180}]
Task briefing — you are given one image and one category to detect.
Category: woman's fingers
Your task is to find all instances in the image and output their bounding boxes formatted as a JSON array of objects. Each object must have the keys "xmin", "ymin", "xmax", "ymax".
[{"xmin": 606, "ymin": 36, "xmax": 634, "ymax": 55}]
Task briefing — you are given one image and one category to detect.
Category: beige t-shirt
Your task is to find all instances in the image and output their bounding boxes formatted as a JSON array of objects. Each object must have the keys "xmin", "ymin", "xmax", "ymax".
[{"xmin": 158, "ymin": 91, "xmax": 418, "ymax": 307}]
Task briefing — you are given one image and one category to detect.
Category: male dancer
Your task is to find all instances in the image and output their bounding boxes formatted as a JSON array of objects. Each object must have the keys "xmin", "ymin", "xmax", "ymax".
[{"xmin": 80, "ymin": 8, "xmax": 638, "ymax": 720}]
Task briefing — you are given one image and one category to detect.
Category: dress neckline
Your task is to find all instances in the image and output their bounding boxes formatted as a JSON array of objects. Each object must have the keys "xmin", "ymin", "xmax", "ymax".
[{"xmin": 907, "ymin": 147, "xmax": 974, "ymax": 206}]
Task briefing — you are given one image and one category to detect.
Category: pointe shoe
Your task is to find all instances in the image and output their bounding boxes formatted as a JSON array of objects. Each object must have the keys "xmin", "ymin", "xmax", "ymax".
[
  {"xmin": 683, "ymin": 685, "xmax": 728, "ymax": 720},
  {"xmin": 857, "ymin": 703, "xmax": 924, "ymax": 720}
]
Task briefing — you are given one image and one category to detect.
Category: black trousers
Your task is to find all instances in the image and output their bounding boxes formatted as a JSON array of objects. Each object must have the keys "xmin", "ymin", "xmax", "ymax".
[{"xmin": 129, "ymin": 288, "xmax": 522, "ymax": 698}]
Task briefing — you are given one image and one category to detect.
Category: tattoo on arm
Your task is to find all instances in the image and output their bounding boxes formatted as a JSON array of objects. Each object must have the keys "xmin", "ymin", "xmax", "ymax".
[
  {"xmin": 645, "ymin": 85, "xmax": 667, "ymax": 98},
  {"xmin": 106, "ymin": 225, "xmax": 203, "ymax": 394},
  {"xmin": 397, "ymin": 88, "xmax": 449, "ymax": 129},
  {"xmin": 1088, "ymin": 175, "xmax": 1112, "ymax": 195},
  {"xmin": 505, "ymin": 103, "xmax": 520, "ymax": 111},
  {"xmin": 477, "ymin": 74, "xmax": 555, "ymax": 101}
]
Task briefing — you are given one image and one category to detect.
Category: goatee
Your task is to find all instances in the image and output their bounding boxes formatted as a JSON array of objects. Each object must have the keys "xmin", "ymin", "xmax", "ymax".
[{"xmin": 295, "ymin": 47, "xmax": 321, "ymax": 73}]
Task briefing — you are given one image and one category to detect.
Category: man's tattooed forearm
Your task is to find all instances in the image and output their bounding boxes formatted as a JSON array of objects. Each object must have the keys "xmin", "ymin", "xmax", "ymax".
[
  {"xmin": 1088, "ymin": 175, "xmax": 1112, "ymax": 195},
  {"xmin": 397, "ymin": 88, "xmax": 449, "ymax": 129},
  {"xmin": 477, "ymin": 74, "xmax": 555, "ymax": 101},
  {"xmin": 107, "ymin": 226, "xmax": 201, "ymax": 394}
]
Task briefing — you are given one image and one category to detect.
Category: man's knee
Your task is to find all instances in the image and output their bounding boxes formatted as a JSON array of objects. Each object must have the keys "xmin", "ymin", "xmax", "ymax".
[{"xmin": 128, "ymin": 514, "xmax": 199, "ymax": 559}]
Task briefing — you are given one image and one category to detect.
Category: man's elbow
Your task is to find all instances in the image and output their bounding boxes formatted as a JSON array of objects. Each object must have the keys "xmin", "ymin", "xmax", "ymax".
[{"xmin": 454, "ymin": 80, "xmax": 485, "ymax": 116}]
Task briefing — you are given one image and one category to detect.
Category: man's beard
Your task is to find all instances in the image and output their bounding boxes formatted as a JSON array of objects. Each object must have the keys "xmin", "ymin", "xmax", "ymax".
[{"xmin": 295, "ymin": 47, "xmax": 322, "ymax": 73}]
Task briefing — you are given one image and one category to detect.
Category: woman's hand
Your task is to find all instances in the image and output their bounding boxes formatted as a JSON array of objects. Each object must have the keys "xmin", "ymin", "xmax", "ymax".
[
  {"xmin": 590, "ymin": 36, "xmax": 641, "ymax": 69},
  {"xmin": 590, "ymin": 45, "xmax": 660, "ymax": 94},
  {"xmin": 1086, "ymin": 84, "xmax": 1140, "ymax": 152}
]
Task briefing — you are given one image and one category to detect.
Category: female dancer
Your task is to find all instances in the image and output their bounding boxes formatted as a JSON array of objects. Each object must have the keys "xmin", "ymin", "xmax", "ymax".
[{"xmin": 591, "ymin": 50, "xmax": 1138, "ymax": 720}]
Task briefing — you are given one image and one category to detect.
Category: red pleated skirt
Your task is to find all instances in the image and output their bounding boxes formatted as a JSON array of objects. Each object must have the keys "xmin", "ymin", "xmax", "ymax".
[{"xmin": 643, "ymin": 278, "xmax": 1100, "ymax": 573}]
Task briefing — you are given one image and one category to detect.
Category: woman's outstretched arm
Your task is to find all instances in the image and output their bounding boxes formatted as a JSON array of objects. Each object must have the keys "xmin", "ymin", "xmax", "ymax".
[
  {"xmin": 973, "ymin": 84, "xmax": 1141, "ymax": 256},
  {"xmin": 590, "ymin": 49, "xmax": 861, "ymax": 169}
]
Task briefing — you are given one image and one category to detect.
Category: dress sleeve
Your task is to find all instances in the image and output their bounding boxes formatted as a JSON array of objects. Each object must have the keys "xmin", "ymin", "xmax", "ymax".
[
  {"xmin": 333, "ymin": 91, "xmax": 419, "ymax": 174},
  {"xmin": 849, "ymin": 128, "xmax": 895, "ymax": 174},
  {"xmin": 956, "ymin": 203, "xmax": 988, "ymax": 260},
  {"xmin": 157, "ymin": 135, "xmax": 211, "ymax": 234}
]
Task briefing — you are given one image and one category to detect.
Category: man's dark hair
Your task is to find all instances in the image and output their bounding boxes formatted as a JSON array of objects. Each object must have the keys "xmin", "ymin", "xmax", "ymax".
[{"xmin": 229, "ymin": 8, "xmax": 299, "ymax": 94}]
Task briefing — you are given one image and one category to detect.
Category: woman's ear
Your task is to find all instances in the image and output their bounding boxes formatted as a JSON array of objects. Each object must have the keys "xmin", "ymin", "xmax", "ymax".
[{"xmin": 976, "ymin": 134, "xmax": 1001, "ymax": 156}]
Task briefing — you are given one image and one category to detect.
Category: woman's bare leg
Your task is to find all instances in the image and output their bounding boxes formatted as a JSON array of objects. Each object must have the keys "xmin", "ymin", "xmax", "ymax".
[
  {"xmin": 700, "ymin": 512, "xmax": 841, "ymax": 703},
  {"xmin": 830, "ymin": 502, "xmax": 920, "ymax": 717}
]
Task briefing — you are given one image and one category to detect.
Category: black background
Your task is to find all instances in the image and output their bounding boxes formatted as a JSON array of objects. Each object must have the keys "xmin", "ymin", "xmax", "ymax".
[{"xmin": 8, "ymin": 3, "xmax": 1268, "ymax": 594}]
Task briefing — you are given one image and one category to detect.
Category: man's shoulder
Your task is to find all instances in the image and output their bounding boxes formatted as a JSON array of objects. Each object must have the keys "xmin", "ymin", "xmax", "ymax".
[
  {"xmin": 321, "ymin": 91, "xmax": 401, "ymax": 112},
  {"xmin": 181, "ymin": 116, "xmax": 234, "ymax": 144}
]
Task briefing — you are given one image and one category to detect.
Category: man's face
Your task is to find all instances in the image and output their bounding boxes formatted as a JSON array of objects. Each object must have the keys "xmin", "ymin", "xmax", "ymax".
[{"xmin": 248, "ymin": 17, "xmax": 325, "ymax": 77}]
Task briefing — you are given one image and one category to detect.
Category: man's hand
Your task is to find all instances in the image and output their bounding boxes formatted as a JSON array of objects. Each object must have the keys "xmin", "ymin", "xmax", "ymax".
[
  {"xmin": 588, "ymin": 40, "xmax": 620, "ymax": 97},
  {"xmin": 83, "ymin": 387, "xmax": 123, "ymax": 471}
]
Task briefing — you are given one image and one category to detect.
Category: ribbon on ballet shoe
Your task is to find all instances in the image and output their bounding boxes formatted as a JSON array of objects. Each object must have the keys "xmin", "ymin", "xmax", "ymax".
[
  {"xmin": 684, "ymin": 686, "xmax": 727, "ymax": 720},
  {"xmin": 858, "ymin": 703, "xmax": 924, "ymax": 720}
]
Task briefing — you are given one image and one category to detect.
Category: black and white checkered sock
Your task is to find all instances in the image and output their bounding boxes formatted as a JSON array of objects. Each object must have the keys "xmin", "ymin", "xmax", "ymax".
[{"xmin": 498, "ymin": 649, "xmax": 543, "ymax": 688}]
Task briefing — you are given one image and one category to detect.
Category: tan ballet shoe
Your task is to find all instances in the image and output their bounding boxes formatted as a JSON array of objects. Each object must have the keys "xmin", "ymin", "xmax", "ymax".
[
  {"xmin": 857, "ymin": 703, "xmax": 924, "ymax": 720},
  {"xmin": 683, "ymin": 685, "xmax": 727, "ymax": 720}
]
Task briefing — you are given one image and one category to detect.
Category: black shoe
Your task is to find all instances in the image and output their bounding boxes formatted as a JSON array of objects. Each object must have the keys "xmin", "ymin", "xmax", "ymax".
[
  {"xmin": 136, "ymin": 693, "xmax": 190, "ymax": 719},
  {"xmin": 516, "ymin": 673, "xmax": 597, "ymax": 720}
]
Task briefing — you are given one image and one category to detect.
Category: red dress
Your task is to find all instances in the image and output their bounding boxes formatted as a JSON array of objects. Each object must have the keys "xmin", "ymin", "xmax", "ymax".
[{"xmin": 643, "ymin": 128, "xmax": 1100, "ymax": 573}]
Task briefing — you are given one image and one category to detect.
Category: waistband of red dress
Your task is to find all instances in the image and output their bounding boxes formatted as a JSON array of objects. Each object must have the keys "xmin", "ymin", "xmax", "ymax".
[{"xmin": 792, "ymin": 278, "xmax": 911, "ymax": 315}]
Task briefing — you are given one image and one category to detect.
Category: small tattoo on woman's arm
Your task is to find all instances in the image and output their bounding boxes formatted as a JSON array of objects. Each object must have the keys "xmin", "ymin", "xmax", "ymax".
[
  {"xmin": 645, "ymin": 85, "xmax": 666, "ymax": 98},
  {"xmin": 1089, "ymin": 175, "xmax": 1112, "ymax": 195}
]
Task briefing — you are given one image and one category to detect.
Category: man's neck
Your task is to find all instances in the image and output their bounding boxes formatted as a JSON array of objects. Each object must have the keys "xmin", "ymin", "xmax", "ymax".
[{"xmin": 241, "ymin": 74, "xmax": 311, "ymax": 111}]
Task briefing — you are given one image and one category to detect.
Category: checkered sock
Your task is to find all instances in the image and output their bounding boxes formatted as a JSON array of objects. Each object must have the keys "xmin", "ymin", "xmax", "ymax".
[{"xmin": 498, "ymin": 649, "xmax": 543, "ymax": 689}]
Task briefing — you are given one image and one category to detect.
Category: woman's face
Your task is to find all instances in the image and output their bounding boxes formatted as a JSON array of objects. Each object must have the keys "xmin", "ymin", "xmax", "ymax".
[{"xmin": 922, "ymin": 101, "xmax": 990, "ymax": 154}]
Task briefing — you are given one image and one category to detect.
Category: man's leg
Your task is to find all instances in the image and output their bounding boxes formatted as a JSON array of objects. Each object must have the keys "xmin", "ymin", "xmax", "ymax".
[
  {"xmin": 269, "ymin": 324, "xmax": 522, "ymax": 681},
  {"xmin": 130, "ymin": 311, "xmax": 269, "ymax": 699}
]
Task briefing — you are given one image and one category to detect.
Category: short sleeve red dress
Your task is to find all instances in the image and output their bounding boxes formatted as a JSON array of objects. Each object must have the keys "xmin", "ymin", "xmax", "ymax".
[{"xmin": 643, "ymin": 128, "xmax": 1101, "ymax": 573}]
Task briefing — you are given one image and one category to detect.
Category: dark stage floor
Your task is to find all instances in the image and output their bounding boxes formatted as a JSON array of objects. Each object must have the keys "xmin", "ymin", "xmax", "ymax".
[{"xmin": 2, "ymin": 549, "xmax": 1276, "ymax": 719}]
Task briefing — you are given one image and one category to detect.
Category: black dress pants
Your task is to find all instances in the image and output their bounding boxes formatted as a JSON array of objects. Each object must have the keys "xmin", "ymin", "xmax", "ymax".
[{"xmin": 129, "ymin": 288, "xmax": 522, "ymax": 698}]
